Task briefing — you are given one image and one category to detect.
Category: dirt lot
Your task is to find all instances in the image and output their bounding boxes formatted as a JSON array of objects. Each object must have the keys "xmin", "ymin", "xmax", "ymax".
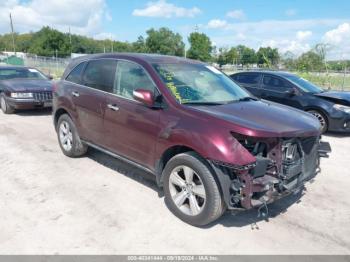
[{"xmin": 0, "ymin": 109, "xmax": 349, "ymax": 255}]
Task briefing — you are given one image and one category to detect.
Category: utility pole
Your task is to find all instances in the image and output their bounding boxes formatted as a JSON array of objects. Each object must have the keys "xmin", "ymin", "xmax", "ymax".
[
  {"xmin": 9, "ymin": 13, "xmax": 16, "ymax": 54},
  {"xmin": 69, "ymin": 27, "xmax": 72, "ymax": 55}
]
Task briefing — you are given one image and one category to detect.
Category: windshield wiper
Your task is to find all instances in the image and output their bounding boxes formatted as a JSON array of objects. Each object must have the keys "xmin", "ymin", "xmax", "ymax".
[
  {"xmin": 182, "ymin": 101, "xmax": 225, "ymax": 106},
  {"xmin": 238, "ymin": 96, "xmax": 259, "ymax": 102}
]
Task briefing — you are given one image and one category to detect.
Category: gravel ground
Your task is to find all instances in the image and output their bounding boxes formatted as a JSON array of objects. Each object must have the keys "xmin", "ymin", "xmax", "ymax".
[{"xmin": 0, "ymin": 109, "xmax": 349, "ymax": 255}]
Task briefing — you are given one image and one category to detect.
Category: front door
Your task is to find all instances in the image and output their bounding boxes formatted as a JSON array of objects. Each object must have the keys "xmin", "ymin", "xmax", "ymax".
[
  {"xmin": 261, "ymin": 74, "xmax": 302, "ymax": 109},
  {"xmin": 103, "ymin": 60, "xmax": 161, "ymax": 170}
]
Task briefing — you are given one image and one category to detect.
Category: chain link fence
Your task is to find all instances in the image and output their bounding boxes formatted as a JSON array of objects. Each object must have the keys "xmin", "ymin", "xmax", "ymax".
[{"xmin": 23, "ymin": 55, "xmax": 71, "ymax": 79}]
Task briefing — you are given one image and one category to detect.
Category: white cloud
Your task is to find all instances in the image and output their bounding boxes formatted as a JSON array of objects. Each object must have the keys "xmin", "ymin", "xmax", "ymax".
[
  {"xmin": 132, "ymin": 0, "xmax": 201, "ymax": 18},
  {"xmin": 323, "ymin": 23, "xmax": 350, "ymax": 59},
  {"xmin": 262, "ymin": 39, "xmax": 311, "ymax": 55},
  {"xmin": 226, "ymin": 9, "xmax": 245, "ymax": 20},
  {"xmin": 0, "ymin": 0, "xmax": 111, "ymax": 36},
  {"xmin": 323, "ymin": 23, "xmax": 350, "ymax": 44},
  {"xmin": 206, "ymin": 18, "xmax": 349, "ymax": 58},
  {"xmin": 207, "ymin": 19, "xmax": 228, "ymax": 29},
  {"xmin": 285, "ymin": 9, "xmax": 297, "ymax": 16},
  {"xmin": 296, "ymin": 30, "xmax": 312, "ymax": 41}
]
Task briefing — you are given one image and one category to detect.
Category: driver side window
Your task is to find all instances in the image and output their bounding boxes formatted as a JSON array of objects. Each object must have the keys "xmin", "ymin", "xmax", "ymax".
[
  {"xmin": 113, "ymin": 61, "xmax": 156, "ymax": 100},
  {"xmin": 262, "ymin": 75, "xmax": 292, "ymax": 92}
]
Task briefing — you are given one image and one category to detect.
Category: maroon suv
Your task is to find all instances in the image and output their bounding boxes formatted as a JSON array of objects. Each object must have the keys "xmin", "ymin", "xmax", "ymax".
[{"xmin": 53, "ymin": 53, "xmax": 331, "ymax": 226}]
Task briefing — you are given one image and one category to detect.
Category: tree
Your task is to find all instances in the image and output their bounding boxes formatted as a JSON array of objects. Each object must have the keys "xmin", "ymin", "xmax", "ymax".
[
  {"xmin": 145, "ymin": 27, "xmax": 185, "ymax": 56},
  {"xmin": 132, "ymin": 36, "xmax": 148, "ymax": 53},
  {"xmin": 236, "ymin": 45, "xmax": 257, "ymax": 66},
  {"xmin": 27, "ymin": 27, "xmax": 70, "ymax": 57},
  {"xmin": 187, "ymin": 32, "xmax": 212, "ymax": 62},
  {"xmin": 256, "ymin": 47, "xmax": 279, "ymax": 67},
  {"xmin": 296, "ymin": 51, "xmax": 324, "ymax": 71}
]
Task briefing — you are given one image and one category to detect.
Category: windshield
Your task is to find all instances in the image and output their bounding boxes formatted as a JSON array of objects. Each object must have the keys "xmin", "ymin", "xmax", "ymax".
[
  {"xmin": 284, "ymin": 75, "xmax": 323, "ymax": 93},
  {"xmin": 153, "ymin": 63, "xmax": 252, "ymax": 104},
  {"xmin": 0, "ymin": 68, "xmax": 47, "ymax": 81}
]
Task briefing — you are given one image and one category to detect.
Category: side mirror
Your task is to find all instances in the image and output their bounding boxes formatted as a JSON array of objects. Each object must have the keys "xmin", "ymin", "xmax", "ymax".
[
  {"xmin": 285, "ymin": 89, "xmax": 297, "ymax": 96},
  {"xmin": 47, "ymin": 75, "xmax": 54, "ymax": 80},
  {"xmin": 133, "ymin": 89, "xmax": 154, "ymax": 107}
]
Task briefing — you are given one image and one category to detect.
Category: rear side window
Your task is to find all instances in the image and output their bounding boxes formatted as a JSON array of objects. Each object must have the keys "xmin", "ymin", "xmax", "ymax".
[
  {"xmin": 66, "ymin": 62, "xmax": 86, "ymax": 84},
  {"xmin": 262, "ymin": 75, "xmax": 292, "ymax": 92},
  {"xmin": 234, "ymin": 73, "xmax": 260, "ymax": 85},
  {"xmin": 82, "ymin": 59, "xmax": 117, "ymax": 93}
]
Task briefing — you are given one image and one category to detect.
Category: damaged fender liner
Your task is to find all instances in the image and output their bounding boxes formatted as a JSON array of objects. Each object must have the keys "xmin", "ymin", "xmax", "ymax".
[{"xmin": 208, "ymin": 139, "xmax": 331, "ymax": 210}]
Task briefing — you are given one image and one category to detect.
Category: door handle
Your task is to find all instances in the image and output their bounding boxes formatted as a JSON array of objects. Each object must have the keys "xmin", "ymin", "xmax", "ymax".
[
  {"xmin": 72, "ymin": 91, "xmax": 80, "ymax": 97},
  {"xmin": 107, "ymin": 104, "xmax": 119, "ymax": 111}
]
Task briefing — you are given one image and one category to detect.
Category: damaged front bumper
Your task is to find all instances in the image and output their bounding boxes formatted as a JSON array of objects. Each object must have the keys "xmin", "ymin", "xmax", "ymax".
[{"xmin": 209, "ymin": 137, "xmax": 331, "ymax": 210}]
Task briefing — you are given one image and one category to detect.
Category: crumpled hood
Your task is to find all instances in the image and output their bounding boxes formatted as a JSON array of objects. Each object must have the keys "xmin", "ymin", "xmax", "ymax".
[
  {"xmin": 192, "ymin": 100, "xmax": 321, "ymax": 137},
  {"xmin": 315, "ymin": 91, "xmax": 350, "ymax": 105},
  {"xmin": 2, "ymin": 79, "xmax": 53, "ymax": 92}
]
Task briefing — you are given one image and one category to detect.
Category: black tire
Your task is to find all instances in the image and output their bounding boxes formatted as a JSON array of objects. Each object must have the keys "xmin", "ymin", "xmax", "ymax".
[
  {"xmin": 307, "ymin": 110, "xmax": 328, "ymax": 133},
  {"xmin": 163, "ymin": 151, "xmax": 225, "ymax": 226},
  {"xmin": 1, "ymin": 94, "xmax": 15, "ymax": 114},
  {"xmin": 57, "ymin": 114, "xmax": 87, "ymax": 157}
]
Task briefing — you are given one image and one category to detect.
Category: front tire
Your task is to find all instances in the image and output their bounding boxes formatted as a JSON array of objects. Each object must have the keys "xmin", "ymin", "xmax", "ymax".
[
  {"xmin": 1, "ymin": 94, "xmax": 15, "ymax": 114},
  {"xmin": 57, "ymin": 114, "xmax": 87, "ymax": 157},
  {"xmin": 307, "ymin": 110, "xmax": 328, "ymax": 133},
  {"xmin": 163, "ymin": 152, "xmax": 225, "ymax": 226}
]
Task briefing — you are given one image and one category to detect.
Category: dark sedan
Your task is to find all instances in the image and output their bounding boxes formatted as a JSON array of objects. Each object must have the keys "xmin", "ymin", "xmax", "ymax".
[
  {"xmin": 0, "ymin": 66, "xmax": 53, "ymax": 114},
  {"xmin": 231, "ymin": 71, "xmax": 350, "ymax": 133}
]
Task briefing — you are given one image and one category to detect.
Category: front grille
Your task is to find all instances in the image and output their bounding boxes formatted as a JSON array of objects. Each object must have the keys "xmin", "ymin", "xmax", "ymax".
[{"xmin": 33, "ymin": 92, "xmax": 52, "ymax": 101}]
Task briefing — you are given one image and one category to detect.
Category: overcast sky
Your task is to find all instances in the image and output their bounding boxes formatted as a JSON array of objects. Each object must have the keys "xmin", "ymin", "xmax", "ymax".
[{"xmin": 0, "ymin": 0, "xmax": 349, "ymax": 59}]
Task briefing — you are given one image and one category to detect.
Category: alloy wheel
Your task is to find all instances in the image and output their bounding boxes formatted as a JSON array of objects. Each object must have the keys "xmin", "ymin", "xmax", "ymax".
[
  {"xmin": 309, "ymin": 110, "xmax": 327, "ymax": 132},
  {"xmin": 59, "ymin": 120, "xmax": 73, "ymax": 151},
  {"xmin": 168, "ymin": 165, "xmax": 206, "ymax": 216}
]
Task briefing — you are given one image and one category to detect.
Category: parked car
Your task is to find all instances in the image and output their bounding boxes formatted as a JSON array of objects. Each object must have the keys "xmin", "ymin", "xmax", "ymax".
[
  {"xmin": 0, "ymin": 66, "xmax": 53, "ymax": 114},
  {"xmin": 231, "ymin": 71, "xmax": 350, "ymax": 133},
  {"xmin": 53, "ymin": 54, "xmax": 331, "ymax": 226}
]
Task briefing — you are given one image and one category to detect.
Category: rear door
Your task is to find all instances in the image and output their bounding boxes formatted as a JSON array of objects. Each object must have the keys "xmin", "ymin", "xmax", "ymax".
[
  {"xmin": 103, "ymin": 60, "xmax": 161, "ymax": 169},
  {"xmin": 261, "ymin": 74, "xmax": 302, "ymax": 108},
  {"xmin": 231, "ymin": 73, "xmax": 262, "ymax": 96},
  {"xmin": 71, "ymin": 59, "xmax": 117, "ymax": 144}
]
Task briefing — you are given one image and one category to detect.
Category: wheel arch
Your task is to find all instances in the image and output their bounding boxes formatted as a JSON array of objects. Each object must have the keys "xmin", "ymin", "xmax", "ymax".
[
  {"xmin": 54, "ymin": 107, "xmax": 72, "ymax": 130},
  {"xmin": 156, "ymin": 145, "xmax": 209, "ymax": 186},
  {"xmin": 155, "ymin": 145, "xmax": 223, "ymax": 196}
]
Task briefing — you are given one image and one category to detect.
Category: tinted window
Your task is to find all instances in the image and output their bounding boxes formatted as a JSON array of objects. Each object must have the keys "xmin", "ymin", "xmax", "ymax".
[
  {"xmin": 262, "ymin": 75, "xmax": 292, "ymax": 92},
  {"xmin": 234, "ymin": 73, "xmax": 260, "ymax": 85},
  {"xmin": 114, "ymin": 61, "xmax": 156, "ymax": 100},
  {"xmin": 284, "ymin": 75, "xmax": 323, "ymax": 93},
  {"xmin": 82, "ymin": 59, "xmax": 117, "ymax": 92},
  {"xmin": 66, "ymin": 62, "xmax": 86, "ymax": 84},
  {"xmin": 0, "ymin": 68, "xmax": 47, "ymax": 80}
]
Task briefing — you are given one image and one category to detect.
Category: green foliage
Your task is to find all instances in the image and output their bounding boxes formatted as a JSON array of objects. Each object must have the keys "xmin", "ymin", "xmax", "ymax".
[
  {"xmin": 236, "ymin": 45, "xmax": 257, "ymax": 65},
  {"xmin": 187, "ymin": 32, "xmax": 212, "ymax": 62},
  {"xmin": 145, "ymin": 27, "xmax": 185, "ymax": 56},
  {"xmin": 296, "ymin": 51, "xmax": 324, "ymax": 71},
  {"xmin": 0, "ymin": 26, "xmax": 185, "ymax": 58},
  {"xmin": 256, "ymin": 47, "xmax": 279, "ymax": 67}
]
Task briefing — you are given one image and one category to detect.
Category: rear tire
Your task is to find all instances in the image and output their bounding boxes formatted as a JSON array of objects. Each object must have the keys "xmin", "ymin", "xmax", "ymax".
[
  {"xmin": 307, "ymin": 110, "xmax": 328, "ymax": 133},
  {"xmin": 57, "ymin": 114, "xmax": 87, "ymax": 157},
  {"xmin": 163, "ymin": 152, "xmax": 225, "ymax": 226},
  {"xmin": 1, "ymin": 94, "xmax": 15, "ymax": 114}
]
